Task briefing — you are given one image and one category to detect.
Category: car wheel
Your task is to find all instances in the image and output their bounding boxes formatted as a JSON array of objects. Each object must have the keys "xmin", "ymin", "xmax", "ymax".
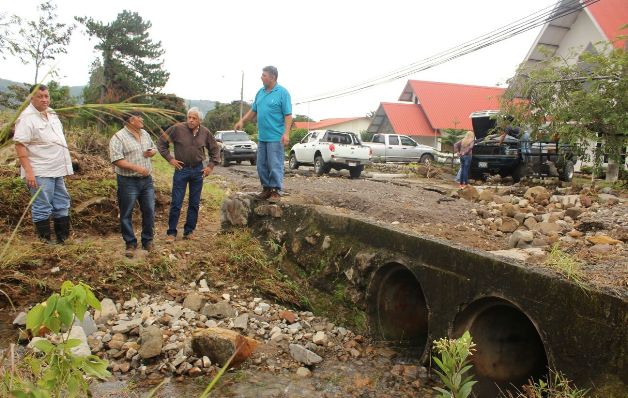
[
  {"xmin": 419, "ymin": 153, "xmax": 434, "ymax": 164},
  {"xmin": 313, "ymin": 156, "xmax": 328, "ymax": 176},
  {"xmin": 221, "ymin": 152, "xmax": 229, "ymax": 167},
  {"xmin": 236, "ymin": 160, "xmax": 242, "ymax": 165},
  {"xmin": 512, "ymin": 164, "xmax": 527, "ymax": 182},
  {"xmin": 250, "ymin": 158, "xmax": 256, "ymax": 166},
  {"xmin": 288, "ymin": 153, "xmax": 299, "ymax": 170},
  {"xmin": 349, "ymin": 165, "xmax": 364, "ymax": 179},
  {"xmin": 559, "ymin": 160, "xmax": 574, "ymax": 182}
]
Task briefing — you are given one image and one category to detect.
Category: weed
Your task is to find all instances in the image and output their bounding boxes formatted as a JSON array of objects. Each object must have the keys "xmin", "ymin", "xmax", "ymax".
[
  {"xmin": 500, "ymin": 369, "xmax": 589, "ymax": 398},
  {"xmin": 545, "ymin": 244, "xmax": 588, "ymax": 290},
  {"xmin": 432, "ymin": 331, "xmax": 477, "ymax": 398}
]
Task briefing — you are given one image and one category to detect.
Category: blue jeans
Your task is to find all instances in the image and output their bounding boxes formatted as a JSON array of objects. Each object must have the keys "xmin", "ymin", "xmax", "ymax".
[
  {"xmin": 28, "ymin": 176, "xmax": 71, "ymax": 222},
  {"xmin": 460, "ymin": 155, "xmax": 472, "ymax": 185},
  {"xmin": 257, "ymin": 141, "xmax": 285, "ymax": 190},
  {"xmin": 116, "ymin": 175, "xmax": 155, "ymax": 247},
  {"xmin": 168, "ymin": 164, "xmax": 203, "ymax": 236}
]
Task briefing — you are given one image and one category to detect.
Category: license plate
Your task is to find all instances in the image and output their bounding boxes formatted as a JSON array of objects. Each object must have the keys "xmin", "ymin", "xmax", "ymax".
[
  {"xmin": 348, "ymin": 162, "xmax": 357, "ymax": 166},
  {"xmin": 478, "ymin": 161, "xmax": 487, "ymax": 168}
]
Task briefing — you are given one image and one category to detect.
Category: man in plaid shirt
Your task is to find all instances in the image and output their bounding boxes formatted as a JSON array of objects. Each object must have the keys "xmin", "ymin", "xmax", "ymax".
[{"xmin": 109, "ymin": 112, "xmax": 157, "ymax": 257}]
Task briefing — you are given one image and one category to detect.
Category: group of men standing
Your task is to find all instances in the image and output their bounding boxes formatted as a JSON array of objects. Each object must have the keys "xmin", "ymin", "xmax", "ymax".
[{"xmin": 13, "ymin": 66, "xmax": 292, "ymax": 257}]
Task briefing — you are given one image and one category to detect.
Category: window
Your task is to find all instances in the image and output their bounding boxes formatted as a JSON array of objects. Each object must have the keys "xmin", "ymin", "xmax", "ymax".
[
  {"xmin": 389, "ymin": 136, "xmax": 400, "ymax": 145},
  {"xmin": 400, "ymin": 136, "xmax": 417, "ymax": 146},
  {"xmin": 373, "ymin": 135, "xmax": 384, "ymax": 144}
]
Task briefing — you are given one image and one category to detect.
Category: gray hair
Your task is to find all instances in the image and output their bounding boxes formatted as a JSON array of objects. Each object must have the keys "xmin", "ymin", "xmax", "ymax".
[
  {"xmin": 263, "ymin": 65, "xmax": 278, "ymax": 79},
  {"xmin": 187, "ymin": 107, "xmax": 202, "ymax": 119}
]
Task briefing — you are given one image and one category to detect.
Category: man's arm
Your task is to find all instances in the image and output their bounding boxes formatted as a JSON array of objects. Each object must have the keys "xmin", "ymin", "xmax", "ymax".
[
  {"xmin": 234, "ymin": 110, "xmax": 256, "ymax": 130},
  {"xmin": 203, "ymin": 131, "xmax": 221, "ymax": 177},
  {"xmin": 157, "ymin": 126, "xmax": 184, "ymax": 170},
  {"xmin": 15, "ymin": 143, "xmax": 37, "ymax": 188},
  {"xmin": 113, "ymin": 159, "xmax": 149, "ymax": 176},
  {"xmin": 282, "ymin": 114, "xmax": 292, "ymax": 145}
]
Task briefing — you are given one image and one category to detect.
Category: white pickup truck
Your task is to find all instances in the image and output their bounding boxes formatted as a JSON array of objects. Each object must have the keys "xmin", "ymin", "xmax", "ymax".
[
  {"xmin": 364, "ymin": 134, "xmax": 436, "ymax": 164},
  {"xmin": 288, "ymin": 130, "xmax": 372, "ymax": 178}
]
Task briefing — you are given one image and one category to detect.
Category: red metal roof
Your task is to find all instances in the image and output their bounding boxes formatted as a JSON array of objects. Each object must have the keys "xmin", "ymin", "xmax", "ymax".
[
  {"xmin": 399, "ymin": 80, "xmax": 505, "ymax": 130},
  {"xmin": 587, "ymin": 0, "xmax": 628, "ymax": 49},
  {"xmin": 380, "ymin": 103, "xmax": 439, "ymax": 137},
  {"xmin": 293, "ymin": 117, "xmax": 365, "ymax": 130}
]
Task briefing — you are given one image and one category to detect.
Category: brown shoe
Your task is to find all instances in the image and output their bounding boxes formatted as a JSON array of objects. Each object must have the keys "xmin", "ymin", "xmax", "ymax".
[
  {"xmin": 125, "ymin": 243, "xmax": 137, "ymax": 258},
  {"xmin": 165, "ymin": 235, "xmax": 176, "ymax": 243},
  {"xmin": 268, "ymin": 190, "xmax": 281, "ymax": 203},
  {"xmin": 257, "ymin": 188, "xmax": 272, "ymax": 200}
]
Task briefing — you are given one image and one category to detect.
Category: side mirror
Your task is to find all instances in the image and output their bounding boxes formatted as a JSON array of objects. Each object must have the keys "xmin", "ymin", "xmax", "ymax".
[{"xmin": 215, "ymin": 138, "xmax": 222, "ymax": 143}]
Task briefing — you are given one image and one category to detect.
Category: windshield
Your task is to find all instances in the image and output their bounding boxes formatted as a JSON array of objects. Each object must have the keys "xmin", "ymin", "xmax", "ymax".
[{"xmin": 221, "ymin": 132, "xmax": 251, "ymax": 141}]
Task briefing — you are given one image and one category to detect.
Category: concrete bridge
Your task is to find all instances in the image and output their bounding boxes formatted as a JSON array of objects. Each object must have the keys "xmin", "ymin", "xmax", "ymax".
[{"xmin": 221, "ymin": 195, "xmax": 627, "ymax": 397}]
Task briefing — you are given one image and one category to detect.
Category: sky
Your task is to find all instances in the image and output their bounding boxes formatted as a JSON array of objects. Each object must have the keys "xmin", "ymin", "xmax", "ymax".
[{"xmin": 0, "ymin": 0, "xmax": 556, "ymax": 120}]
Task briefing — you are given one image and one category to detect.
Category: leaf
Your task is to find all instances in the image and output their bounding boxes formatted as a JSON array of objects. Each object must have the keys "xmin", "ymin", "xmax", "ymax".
[
  {"xmin": 73, "ymin": 301, "xmax": 87, "ymax": 321},
  {"xmin": 64, "ymin": 338, "xmax": 82, "ymax": 349},
  {"xmin": 84, "ymin": 287, "xmax": 101, "ymax": 310},
  {"xmin": 44, "ymin": 315, "xmax": 61, "ymax": 334},
  {"xmin": 33, "ymin": 339, "xmax": 55, "ymax": 354},
  {"xmin": 43, "ymin": 294, "xmax": 59, "ymax": 319},
  {"xmin": 26, "ymin": 303, "xmax": 45, "ymax": 332},
  {"xmin": 60, "ymin": 280, "xmax": 74, "ymax": 295},
  {"xmin": 56, "ymin": 296, "xmax": 74, "ymax": 327},
  {"xmin": 81, "ymin": 355, "xmax": 112, "ymax": 379}
]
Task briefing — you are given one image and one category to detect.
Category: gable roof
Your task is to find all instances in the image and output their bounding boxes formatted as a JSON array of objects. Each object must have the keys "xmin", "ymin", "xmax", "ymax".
[
  {"xmin": 587, "ymin": 0, "xmax": 628, "ymax": 49},
  {"xmin": 293, "ymin": 117, "xmax": 367, "ymax": 130},
  {"xmin": 398, "ymin": 80, "xmax": 504, "ymax": 130},
  {"xmin": 367, "ymin": 102, "xmax": 438, "ymax": 137},
  {"xmin": 524, "ymin": 0, "xmax": 627, "ymax": 65}
]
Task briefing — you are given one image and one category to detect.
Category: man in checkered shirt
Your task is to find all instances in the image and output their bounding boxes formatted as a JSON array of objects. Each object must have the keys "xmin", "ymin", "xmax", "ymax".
[{"xmin": 109, "ymin": 112, "xmax": 157, "ymax": 257}]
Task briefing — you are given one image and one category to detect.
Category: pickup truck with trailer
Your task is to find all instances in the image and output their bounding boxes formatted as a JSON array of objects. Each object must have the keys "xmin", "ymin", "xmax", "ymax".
[
  {"xmin": 288, "ymin": 130, "xmax": 371, "ymax": 178},
  {"xmin": 363, "ymin": 134, "xmax": 436, "ymax": 164},
  {"xmin": 470, "ymin": 110, "xmax": 576, "ymax": 182}
]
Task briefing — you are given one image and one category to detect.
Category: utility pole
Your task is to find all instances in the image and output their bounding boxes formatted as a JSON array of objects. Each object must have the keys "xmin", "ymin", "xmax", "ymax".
[{"xmin": 239, "ymin": 71, "xmax": 244, "ymax": 124}]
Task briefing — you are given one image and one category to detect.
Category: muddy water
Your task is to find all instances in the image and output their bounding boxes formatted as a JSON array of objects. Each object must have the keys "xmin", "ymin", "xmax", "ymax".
[{"xmin": 90, "ymin": 345, "xmax": 429, "ymax": 398}]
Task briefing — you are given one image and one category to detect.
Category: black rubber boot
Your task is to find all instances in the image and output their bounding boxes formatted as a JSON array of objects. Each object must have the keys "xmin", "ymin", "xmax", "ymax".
[
  {"xmin": 34, "ymin": 220, "xmax": 52, "ymax": 244},
  {"xmin": 53, "ymin": 216, "xmax": 71, "ymax": 244}
]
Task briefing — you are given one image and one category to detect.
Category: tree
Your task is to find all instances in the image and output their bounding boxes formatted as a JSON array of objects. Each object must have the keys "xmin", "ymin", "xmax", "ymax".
[
  {"xmin": 76, "ymin": 10, "xmax": 169, "ymax": 102},
  {"xmin": 46, "ymin": 80, "xmax": 76, "ymax": 108},
  {"xmin": 293, "ymin": 114, "xmax": 315, "ymax": 122},
  {"xmin": 0, "ymin": 12, "xmax": 22, "ymax": 59},
  {"xmin": 203, "ymin": 101, "xmax": 253, "ymax": 133},
  {"xmin": 19, "ymin": 1, "xmax": 74, "ymax": 84},
  {"xmin": 439, "ymin": 129, "xmax": 466, "ymax": 171},
  {"xmin": 0, "ymin": 83, "xmax": 28, "ymax": 109},
  {"xmin": 502, "ymin": 40, "xmax": 627, "ymax": 182}
]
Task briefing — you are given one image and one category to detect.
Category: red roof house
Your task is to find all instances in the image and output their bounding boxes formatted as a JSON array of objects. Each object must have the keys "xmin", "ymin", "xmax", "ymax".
[{"xmin": 367, "ymin": 80, "xmax": 505, "ymax": 148}]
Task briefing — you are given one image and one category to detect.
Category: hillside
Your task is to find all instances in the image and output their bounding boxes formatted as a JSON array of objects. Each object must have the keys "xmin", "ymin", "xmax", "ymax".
[{"xmin": 0, "ymin": 78, "xmax": 217, "ymax": 114}]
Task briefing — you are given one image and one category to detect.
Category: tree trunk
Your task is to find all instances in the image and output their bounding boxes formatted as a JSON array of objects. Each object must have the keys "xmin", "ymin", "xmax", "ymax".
[{"xmin": 606, "ymin": 160, "xmax": 619, "ymax": 182}]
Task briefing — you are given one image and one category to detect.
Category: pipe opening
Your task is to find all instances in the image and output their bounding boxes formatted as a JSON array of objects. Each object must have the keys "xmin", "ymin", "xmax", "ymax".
[
  {"xmin": 454, "ymin": 298, "xmax": 548, "ymax": 398},
  {"xmin": 367, "ymin": 263, "xmax": 429, "ymax": 354}
]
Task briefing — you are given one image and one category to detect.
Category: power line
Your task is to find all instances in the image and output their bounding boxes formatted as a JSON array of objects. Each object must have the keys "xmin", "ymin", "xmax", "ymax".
[{"xmin": 295, "ymin": 0, "xmax": 599, "ymax": 105}]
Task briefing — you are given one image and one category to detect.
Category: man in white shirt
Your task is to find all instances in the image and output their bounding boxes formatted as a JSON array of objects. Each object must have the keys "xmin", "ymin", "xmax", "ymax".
[{"xmin": 14, "ymin": 84, "xmax": 74, "ymax": 244}]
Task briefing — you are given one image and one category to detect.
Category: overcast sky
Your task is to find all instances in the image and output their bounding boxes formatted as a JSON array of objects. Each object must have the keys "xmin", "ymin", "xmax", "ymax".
[{"xmin": 1, "ymin": 0, "xmax": 555, "ymax": 120}]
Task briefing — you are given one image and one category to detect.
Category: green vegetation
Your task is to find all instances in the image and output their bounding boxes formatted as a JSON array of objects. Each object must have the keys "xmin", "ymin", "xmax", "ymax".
[
  {"xmin": 432, "ymin": 331, "xmax": 477, "ymax": 398},
  {"xmin": 1, "ymin": 281, "xmax": 110, "ymax": 398},
  {"xmin": 545, "ymin": 244, "xmax": 587, "ymax": 290},
  {"xmin": 501, "ymin": 370, "xmax": 589, "ymax": 398}
]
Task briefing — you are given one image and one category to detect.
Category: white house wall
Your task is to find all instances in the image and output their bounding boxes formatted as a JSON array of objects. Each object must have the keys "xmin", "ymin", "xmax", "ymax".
[
  {"xmin": 554, "ymin": 10, "xmax": 606, "ymax": 62},
  {"xmin": 324, "ymin": 119, "xmax": 371, "ymax": 134}
]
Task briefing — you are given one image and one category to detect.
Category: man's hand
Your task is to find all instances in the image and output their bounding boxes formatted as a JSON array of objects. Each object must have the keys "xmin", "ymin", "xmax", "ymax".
[
  {"xmin": 143, "ymin": 148, "xmax": 157, "ymax": 158},
  {"xmin": 281, "ymin": 134, "xmax": 289, "ymax": 146},
  {"xmin": 234, "ymin": 120, "xmax": 243, "ymax": 130},
  {"xmin": 169, "ymin": 158, "xmax": 184, "ymax": 170},
  {"xmin": 136, "ymin": 166, "xmax": 150, "ymax": 177},
  {"xmin": 25, "ymin": 171, "xmax": 37, "ymax": 189},
  {"xmin": 202, "ymin": 165, "xmax": 214, "ymax": 177}
]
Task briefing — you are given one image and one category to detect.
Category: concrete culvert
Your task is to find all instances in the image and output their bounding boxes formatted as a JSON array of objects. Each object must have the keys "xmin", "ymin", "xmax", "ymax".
[
  {"xmin": 454, "ymin": 298, "xmax": 548, "ymax": 398},
  {"xmin": 367, "ymin": 263, "xmax": 429, "ymax": 354}
]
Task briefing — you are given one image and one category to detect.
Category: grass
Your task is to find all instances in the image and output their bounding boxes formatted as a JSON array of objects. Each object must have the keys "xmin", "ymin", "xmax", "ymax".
[{"xmin": 545, "ymin": 244, "xmax": 588, "ymax": 290}]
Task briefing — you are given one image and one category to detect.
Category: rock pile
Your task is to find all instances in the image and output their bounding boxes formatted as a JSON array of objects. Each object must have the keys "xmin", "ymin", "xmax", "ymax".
[{"xmin": 465, "ymin": 185, "xmax": 626, "ymax": 261}]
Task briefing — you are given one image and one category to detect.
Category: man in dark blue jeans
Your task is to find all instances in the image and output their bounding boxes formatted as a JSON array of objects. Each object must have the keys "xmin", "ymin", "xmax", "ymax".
[
  {"xmin": 109, "ymin": 112, "xmax": 157, "ymax": 257},
  {"xmin": 235, "ymin": 66, "xmax": 292, "ymax": 202},
  {"xmin": 158, "ymin": 107, "xmax": 220, "ymax": 242}
]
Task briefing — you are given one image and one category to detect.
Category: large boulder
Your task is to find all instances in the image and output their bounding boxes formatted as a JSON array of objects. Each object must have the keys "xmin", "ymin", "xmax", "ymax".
[
  {"xmin": 138, "ymin": 325, "xmax": 163, "ymax": 359},
  {"xmin": 524, "ymin": 186, "xmax": 550, "ymax": 204},
  {"xmin": 191, "ymin": 327, "xmax": 257, "ymax": 368},
  {"xmin": 94, "ymin": 298, "xmax": 118, "ymax": 325},
  {"xmin": 220, "ymin": 194, "xmax": 252, "ymax": 226}
]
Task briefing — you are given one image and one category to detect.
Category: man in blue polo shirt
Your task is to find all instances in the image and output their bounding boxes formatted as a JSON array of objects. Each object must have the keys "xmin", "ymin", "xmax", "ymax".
[{"xmin": 235, "ymin": 66, "xmax": 292, "ymax": 202}]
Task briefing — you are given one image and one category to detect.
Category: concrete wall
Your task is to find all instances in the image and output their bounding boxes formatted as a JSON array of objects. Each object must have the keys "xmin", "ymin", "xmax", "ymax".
[{"xmin": 222, "ymin": 197, "xmax": 628, "ymax": 397}]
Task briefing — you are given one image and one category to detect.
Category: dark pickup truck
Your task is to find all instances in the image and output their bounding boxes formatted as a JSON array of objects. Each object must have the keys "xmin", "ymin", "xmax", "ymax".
[{"xmin": 470, "ymin": 110, "xmax": 576, "ymax": 182}]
